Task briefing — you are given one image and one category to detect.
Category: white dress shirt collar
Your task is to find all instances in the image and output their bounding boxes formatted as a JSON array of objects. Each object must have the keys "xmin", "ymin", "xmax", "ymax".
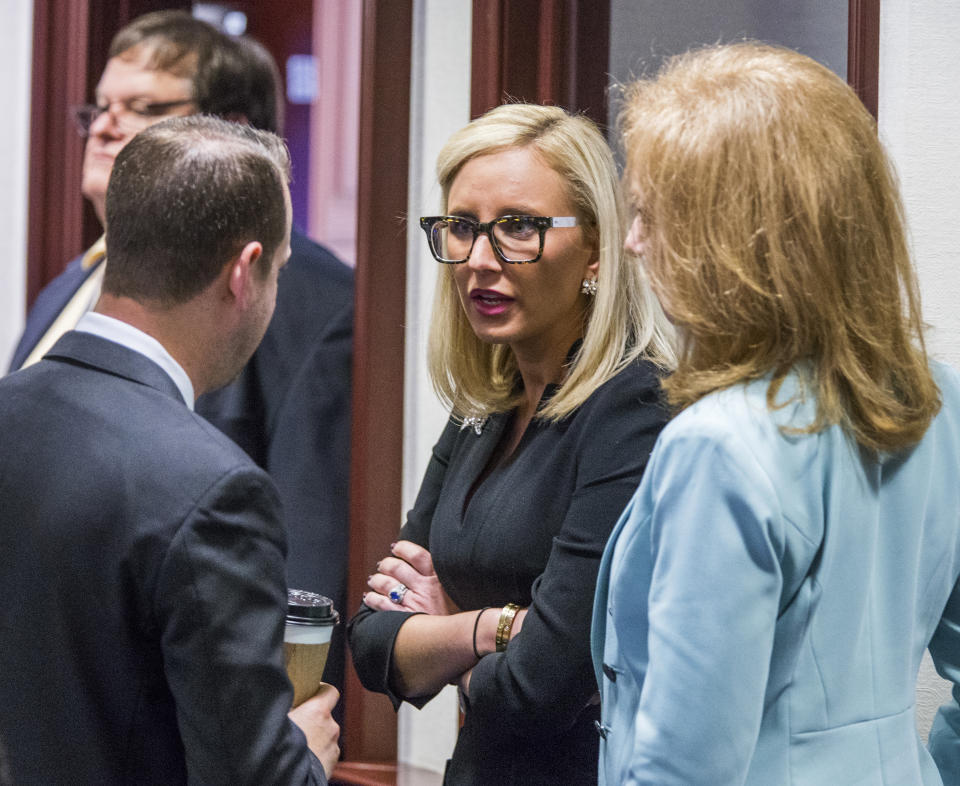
[{"xmin": 74, "ymin": 312, "xmax": 196, "ymax": 410}]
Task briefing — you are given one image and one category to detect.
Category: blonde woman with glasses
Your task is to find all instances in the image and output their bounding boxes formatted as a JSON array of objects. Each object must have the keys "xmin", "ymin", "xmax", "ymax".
[
  {"xmin": 592, "ymin": 43, "xmax": 960, "ymax": 785},
  {"xmin": 349, "ymin": 103, "xmax": 673, "ymax": 784}
]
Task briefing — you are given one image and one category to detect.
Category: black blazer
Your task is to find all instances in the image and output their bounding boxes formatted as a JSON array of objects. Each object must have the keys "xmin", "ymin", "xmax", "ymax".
[
  {"xmin": 0, "ymin": 332, "xmax": 326, "ymax": 785},
  {"xmin": 349, "ymin": 359, "xmax": 668, "ymax": 785}
]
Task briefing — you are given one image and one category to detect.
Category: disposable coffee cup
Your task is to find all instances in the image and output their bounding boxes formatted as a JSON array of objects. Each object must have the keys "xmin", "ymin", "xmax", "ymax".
[{"xmin": 284, "ymin": 589, "xmax": 339, "ymax": 708}]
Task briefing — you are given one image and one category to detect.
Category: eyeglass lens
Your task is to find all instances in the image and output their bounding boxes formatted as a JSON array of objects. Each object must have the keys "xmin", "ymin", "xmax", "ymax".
[
  {"xmin": 72, "ymin": 100, "xmax": 193, "ymax": 138},
  {"xmin": 431, "ymin": 217, "xmax": 543, "ymax": 263},
  {"xmin": 73, "ymin": 105, "xmax": 153, "ymax": 138}
]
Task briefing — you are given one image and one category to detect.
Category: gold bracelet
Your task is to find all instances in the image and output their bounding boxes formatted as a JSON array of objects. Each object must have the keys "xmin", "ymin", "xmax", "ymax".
[{"xmin": 495, "ymin": 603, "xmax": 520, "ymax": 652}]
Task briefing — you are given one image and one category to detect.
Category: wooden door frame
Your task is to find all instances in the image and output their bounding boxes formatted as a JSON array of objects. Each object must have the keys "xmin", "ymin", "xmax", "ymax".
[
  {"xmin": 471, "ymin": 0, "xmax": 610, "ymax": 127},
  {"xmin": 337, "ymin": 0, "xmax": 411, "ymax": 773},
  {"xmin": 848, "ymin": 0, "xmax": 880, "ymax": 117}
]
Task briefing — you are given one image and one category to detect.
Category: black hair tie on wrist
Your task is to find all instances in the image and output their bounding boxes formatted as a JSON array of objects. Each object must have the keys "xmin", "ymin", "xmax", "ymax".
[{"xmin": 473, "ymin": 607, "xmax": 493, "ymax": 660}]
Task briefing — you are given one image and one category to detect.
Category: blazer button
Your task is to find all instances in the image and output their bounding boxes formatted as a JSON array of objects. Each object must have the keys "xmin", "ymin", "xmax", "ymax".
[{"xmin": 594, "ymin": 720, "xmax": 612, "ymax": 740}]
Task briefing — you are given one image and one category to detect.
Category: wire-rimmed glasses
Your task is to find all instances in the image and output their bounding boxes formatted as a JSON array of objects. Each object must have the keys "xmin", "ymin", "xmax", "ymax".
[
  {"xmin": 419, "ymin": 214, "xmax": 578, "ymax": 265},
  {"xmin": 71, "ymin": 98, "xmax": 195, "ymax": 138}
]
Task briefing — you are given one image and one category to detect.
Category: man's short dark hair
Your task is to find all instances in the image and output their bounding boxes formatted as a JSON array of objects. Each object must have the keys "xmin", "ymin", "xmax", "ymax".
[
  {"xmin": 233, "ymin": 35, "xmax": 284, "ymax": 135},
  {"xmin": 103, "ymin": 115, "xmax": 291, "ymax": 305},
  {"xmin": 110, "ymin": 10, "xmax": 281, "ymax": 133}
]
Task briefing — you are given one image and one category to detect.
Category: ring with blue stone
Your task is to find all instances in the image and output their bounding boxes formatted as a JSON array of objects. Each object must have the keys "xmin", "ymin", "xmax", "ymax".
[{"xmin": 389, "ymin": 583, "xmax": 408, "ymax": 605}]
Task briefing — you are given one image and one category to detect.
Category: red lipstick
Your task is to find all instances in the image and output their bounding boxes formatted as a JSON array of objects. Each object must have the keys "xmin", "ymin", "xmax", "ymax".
[{"xmin": 470, "ymin": 288, "xmax": 513, "ymax": 316}]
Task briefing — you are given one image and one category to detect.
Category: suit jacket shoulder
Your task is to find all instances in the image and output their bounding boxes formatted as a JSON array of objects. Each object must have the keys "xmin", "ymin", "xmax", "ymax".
[{"xmin": 0, "ymin": 332, "xmax": 326, "ymax": 785}]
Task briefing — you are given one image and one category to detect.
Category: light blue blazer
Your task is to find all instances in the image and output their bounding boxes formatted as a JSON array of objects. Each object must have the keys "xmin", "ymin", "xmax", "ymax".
[{"xmin": 592, "ymin": 362, "xmax": 960, "ymax": 785}]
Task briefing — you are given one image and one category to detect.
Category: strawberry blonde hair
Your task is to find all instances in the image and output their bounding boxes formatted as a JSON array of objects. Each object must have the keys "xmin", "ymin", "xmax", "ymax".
[{"xmin": 621, "ymin": 43, "xmax": 939, "ymax": 452}]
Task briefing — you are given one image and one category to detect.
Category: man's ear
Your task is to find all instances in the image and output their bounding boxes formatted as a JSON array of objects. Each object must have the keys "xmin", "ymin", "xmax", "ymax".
[{"xmin": 227, "ymin": 241, "xmax": 264, "ymax": 304}]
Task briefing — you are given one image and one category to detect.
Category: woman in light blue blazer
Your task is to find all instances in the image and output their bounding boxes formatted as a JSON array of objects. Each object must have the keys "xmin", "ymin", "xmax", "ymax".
[{"xmin": 592, "ymin": 43, "xmax": 960, "ymax": 785}]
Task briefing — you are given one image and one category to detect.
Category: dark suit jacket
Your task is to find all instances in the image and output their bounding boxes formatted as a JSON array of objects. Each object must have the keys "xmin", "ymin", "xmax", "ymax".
[
  {"xmin": 196, "ymin": 229, "xmax": 354, "ymax": 694},
  {"xmin": 6, "ymin": 251, "xmax": 96, "ymax": 371},
  {"xmin": 0, "ymin": 331, "xmax": 327, "ymax": 785},
  {"xmin": 8, "ymin": 230, "xmax": 354, "ymax": 693}
]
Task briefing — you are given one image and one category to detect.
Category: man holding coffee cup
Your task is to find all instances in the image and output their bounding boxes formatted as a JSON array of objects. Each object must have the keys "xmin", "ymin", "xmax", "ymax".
[{"xmin": 0, "ymin": 116, "xmax": 338, "ymax": 784}]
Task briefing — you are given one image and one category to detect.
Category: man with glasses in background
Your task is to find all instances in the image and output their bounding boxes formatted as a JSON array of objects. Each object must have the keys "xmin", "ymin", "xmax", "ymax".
[{"xmin": 9, "ymin": 11, "xmax": 354, "ymax": 700}]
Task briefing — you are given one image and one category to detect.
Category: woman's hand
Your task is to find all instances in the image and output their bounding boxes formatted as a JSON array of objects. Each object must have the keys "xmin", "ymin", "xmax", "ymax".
[{"xmin": 363, "ymin": 540, "xmax": 460, "ymax": 614}]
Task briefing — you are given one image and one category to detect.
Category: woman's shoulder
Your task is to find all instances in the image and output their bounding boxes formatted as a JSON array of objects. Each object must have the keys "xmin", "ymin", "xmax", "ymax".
[
  {"xmin": 568, "ymin": 357, "xmax": 670, "ymax": 442},
  {"xmin": 925, "ymin": 360, "xmax": 960, "ymax": 447},
  {"xmin": 654, "ymin": 373, "xmax": 825, "ymax": 486},
  {"xmin": 932, "ymin": 359, "xmax": 960, "ymax": 402},
  {"xmin": 668, "ymin": 373, "xmax": 806, "ymax": 435},
  {"xmin": 580, "ymin": 356, "xmax": 667, "ymax": 414}
]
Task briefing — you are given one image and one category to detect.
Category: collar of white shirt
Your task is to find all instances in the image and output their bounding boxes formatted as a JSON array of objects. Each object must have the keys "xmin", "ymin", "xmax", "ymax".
[{"xmin": 74, "ymin": 311, "xmax": 196, "ymax": 410}]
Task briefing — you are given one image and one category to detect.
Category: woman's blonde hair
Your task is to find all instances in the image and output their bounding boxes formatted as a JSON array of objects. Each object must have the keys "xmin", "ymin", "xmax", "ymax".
[
  {"xmin": 621, "ymin": 43, "xmax": 940, "ymax": 452},
  {"xmin": 427, "ymin": 103, "xmax": 674, "ymax": 421}
]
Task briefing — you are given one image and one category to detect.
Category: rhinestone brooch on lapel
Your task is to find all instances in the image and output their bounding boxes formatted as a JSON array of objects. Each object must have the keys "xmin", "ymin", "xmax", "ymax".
[{"xmin": 460, "ymin": 416, "xmax": 488, "ymax": 436}]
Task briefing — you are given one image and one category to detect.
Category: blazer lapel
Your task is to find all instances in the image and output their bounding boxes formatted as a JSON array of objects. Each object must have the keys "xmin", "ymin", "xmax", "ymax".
[{"xmin": 44, "ymin": 331, "xmax": 186, "ymax": 405}]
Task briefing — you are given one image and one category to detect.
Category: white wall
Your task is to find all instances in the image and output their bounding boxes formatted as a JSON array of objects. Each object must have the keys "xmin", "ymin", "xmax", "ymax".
[
  {"xmin": 878, "ymin": 0, "xmax": 960, "ymax": 739},
  {"xmin": 0, "ymin": 0, "xmax": 33, "ymax": 369},
  {"xmin": 400, "ymin": 0, "xmax": 473, "ymax": 774},
  {"xmin": 879, "ymin": 1, "xmax": 960, "ymax": 367}
]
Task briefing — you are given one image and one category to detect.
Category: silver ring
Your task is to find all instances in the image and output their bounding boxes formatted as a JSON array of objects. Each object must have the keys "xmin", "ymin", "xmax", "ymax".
[{"xmin": 389, "ymin": 583, "xmax": 408, "ymax": 605}]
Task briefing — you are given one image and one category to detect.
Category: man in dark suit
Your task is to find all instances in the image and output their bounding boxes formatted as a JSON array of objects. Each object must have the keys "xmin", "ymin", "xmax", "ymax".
[
  {"xmin": 0, "ymin": 116, "xmax": 339, "ymax": 784},
  {"xmin": 8, "ymin": 11, "xmax": 353, "ymax": 693}
]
